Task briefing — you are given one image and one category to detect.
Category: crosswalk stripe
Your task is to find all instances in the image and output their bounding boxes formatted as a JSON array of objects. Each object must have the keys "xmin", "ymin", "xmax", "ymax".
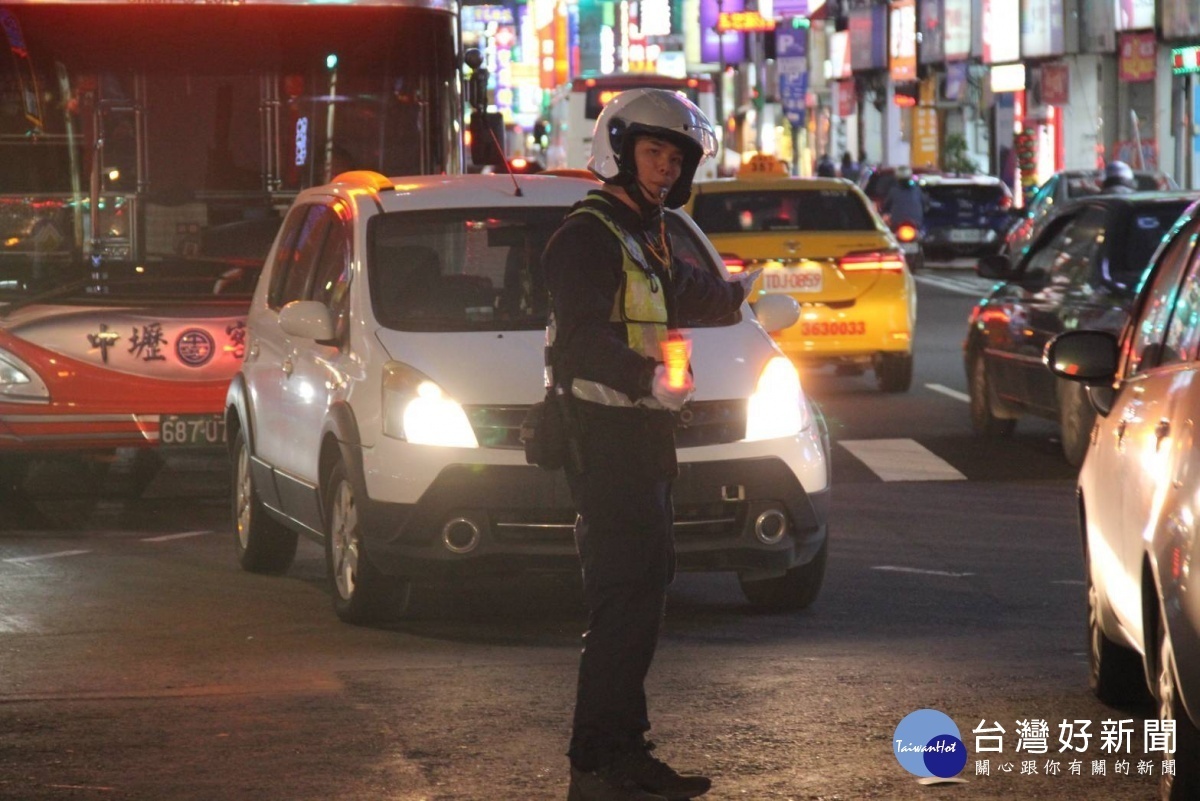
[{"xmin": 840, "ymin": 438, "xmax": 966, "ymax": 482}]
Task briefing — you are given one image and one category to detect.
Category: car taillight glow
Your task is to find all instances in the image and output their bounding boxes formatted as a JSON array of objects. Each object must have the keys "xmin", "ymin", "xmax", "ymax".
[
  {"xmin": 998, "ymin": 194, "xmax": 1012, "ymax": 210},
  {"xmin": 721, "ymin": 254, "xmax": 746, "ymax": 273},
  {"xmin": 895, "ymin": 223, "xmax": 917, "ymax": 242},
  {"xmin": 839, "ymin": 249, "xmax": 905, "ymax": 273}
]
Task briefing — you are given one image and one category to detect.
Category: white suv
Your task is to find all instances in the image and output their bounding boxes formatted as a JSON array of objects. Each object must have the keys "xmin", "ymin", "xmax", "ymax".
[{"xmin": 225, "ymin": 171, "xmax": 830, "ymax": 624}]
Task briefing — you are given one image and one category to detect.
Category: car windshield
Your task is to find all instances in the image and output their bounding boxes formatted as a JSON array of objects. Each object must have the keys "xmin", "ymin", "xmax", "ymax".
[
  {"xmin": 369, "ymin": 207, "xmax": 733, "ymax": 332},
  {"xmin": 691, "ymin": 189, "xmax": 876, "ymax": 233},
  {"xmin": 1109, "ymin": 202, "xmax": 1193, "ymax": 285},
  {"xmin": 924, "ymin": 184, "xmax": 1008, "ymax": 213}
]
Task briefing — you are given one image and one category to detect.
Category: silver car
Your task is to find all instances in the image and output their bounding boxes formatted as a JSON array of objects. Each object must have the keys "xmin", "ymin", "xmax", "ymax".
[{"xmin": 1045, "ymin": 199, "xmax": 1200, "ymax": 800}]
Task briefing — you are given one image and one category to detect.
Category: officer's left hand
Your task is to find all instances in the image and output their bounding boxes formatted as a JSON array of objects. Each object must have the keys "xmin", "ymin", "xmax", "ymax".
[{"xmin": 731, "ymin": 267, "xmax": 763, "ymax": 301}]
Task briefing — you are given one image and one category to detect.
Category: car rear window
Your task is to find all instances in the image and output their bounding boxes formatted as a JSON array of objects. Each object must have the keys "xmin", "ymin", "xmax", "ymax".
[
  {"xmin": 691, "ymin": 189, "xmax": 876, "ymax": 233},
  {"xmin": 369, "ymin": 208, "xmax": 732, "ymax": 332},
  {"xmin": 1110, "ymin": 202, "xmax": 1192, "ymax": 284},
  {"xmin": 1065, "ymin": 172, "xmax": 1172, "ymax": 198},
  {"xmin": 924, "ymin": 184, "xmax": 1009, "ymax": 212}
]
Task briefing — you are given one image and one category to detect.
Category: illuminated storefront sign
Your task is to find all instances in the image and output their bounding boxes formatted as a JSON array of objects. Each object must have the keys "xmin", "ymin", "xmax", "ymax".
[
  {"xmin": 1114, "ymin": 0, "xmax": 1154, "ymax": 32},
  {"xmin": 889, "ymin": 0, "xmax": 917, "ymax": 81},
  {"xmin": 982, "ymin": 0, "xmax": 1019, "ymax": 64},
  {"xmin": 943, "ymin": 0, "xmax": 971, "ymax": 60},
  {"xmin": 701, "ymin": 0, "xmax": 746, "ymax": 63},
  {"xmin": 1174, "ymin": 45, "xmax": 1200, "ymax": 75},
  {"xmin": 1021, "ymin": 0, "xmax": 1064, "ymax": 58},
  {"xmin": 990, "ymin": 62, "xmax": 1025, "ymax": 93}
]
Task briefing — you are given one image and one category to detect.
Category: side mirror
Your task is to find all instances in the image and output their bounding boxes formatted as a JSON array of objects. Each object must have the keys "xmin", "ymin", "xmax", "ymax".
[
  {"xmin": 1044, "ymin": 330, "xmax": 1119, "ymax": 383},
  {"xmin": 279, "ymin": 300, "xmax": 336, "ymax": 342},
  {"xmin": 751, "ymin": 293, "xmax": 800, "ymax": 333},
  {"xmin": 977, "ymin": 254, "xmax": 1014, "ymax": 279}
]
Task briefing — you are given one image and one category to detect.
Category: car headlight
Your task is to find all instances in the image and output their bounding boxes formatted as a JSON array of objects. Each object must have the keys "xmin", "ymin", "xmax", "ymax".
[
  {"xmin": 0, "ymin": 349, "xmax": 50, "ymax": 403},
  {"xmin": 381, "ymin": 362, "xmax": 478, "ymax": 447},
  {"xmin": 744, "ymin": 356, "xmax": 809, "ymax": 441}
]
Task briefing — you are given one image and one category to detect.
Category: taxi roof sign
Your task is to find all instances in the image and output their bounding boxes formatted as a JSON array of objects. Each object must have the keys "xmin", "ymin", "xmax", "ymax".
[{"xmin": 737, "ymin": 154, "xmax": 789, "ymax": 177}]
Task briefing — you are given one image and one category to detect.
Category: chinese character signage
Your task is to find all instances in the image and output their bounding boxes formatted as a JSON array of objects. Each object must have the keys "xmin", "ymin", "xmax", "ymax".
[
  {"xmin": 890, "ymin": 0, "xmax": 917, "ymax": 81},
  {"xmin": 1119, "ymin": 31, "xmax": 1156, "ymax": 82}
]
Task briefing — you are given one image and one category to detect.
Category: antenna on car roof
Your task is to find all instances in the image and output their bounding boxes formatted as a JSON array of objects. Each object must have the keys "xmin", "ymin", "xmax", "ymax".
[{"xmin": 487, "ymin": 126, "xmax": 524, "ymax": 197}]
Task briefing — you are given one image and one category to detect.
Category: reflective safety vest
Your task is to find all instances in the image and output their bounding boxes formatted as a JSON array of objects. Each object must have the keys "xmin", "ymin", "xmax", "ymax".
[{"xmin": 560, "ymin": 204, "xmax": 671, "ymax": 409}]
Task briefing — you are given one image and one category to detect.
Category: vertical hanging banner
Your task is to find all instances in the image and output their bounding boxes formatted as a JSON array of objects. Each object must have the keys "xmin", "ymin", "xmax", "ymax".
[
  {"xmin": 777, "ymin": 24, "xmax": 808, "ymax": 128},
  {"xmin": 701, "ymin": 0, "xmax": 747, "ymax": 63},
  {"xmin": 889, "ymin": 0, "xmax": 917, "ymax": 82}
]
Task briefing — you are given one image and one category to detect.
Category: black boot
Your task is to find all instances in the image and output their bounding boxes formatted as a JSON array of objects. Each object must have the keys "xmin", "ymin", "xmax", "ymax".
[
  {"xmin": 567, "ymin": 765, "xmax": 668, "ymax": 801},
  {"xmin": 613, "ymin": 742, "xmax": 712, "ymax": 800}
]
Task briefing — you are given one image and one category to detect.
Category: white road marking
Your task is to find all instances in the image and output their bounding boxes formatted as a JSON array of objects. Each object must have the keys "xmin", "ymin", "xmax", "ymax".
[
  {"xmin": 4, "ymin": 549, "xmax": 91, "ymax": 564},
  {"xmin": 872, "ymin": 565, "xmax": 976, "ymax": 578},
  {"xmin": 927, "ymin": 383, "xmax": 969, "ymax": 403},
  {"xmin": 141, "ymin": 530, "xmax": 212, "ymax": 543},
  {"xmin": 914, "ymin": 272, "xmax": 995, "ymax": 297},
  {"xmin": 840, "ymin": 438, "xmax": 967, "ymax": 482}
]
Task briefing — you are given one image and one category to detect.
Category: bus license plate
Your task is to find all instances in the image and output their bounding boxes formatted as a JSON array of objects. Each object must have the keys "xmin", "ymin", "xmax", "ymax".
[
  {"xmin": 159, "ymin": 414, "xmax": 226, "ymax": 447},
  {"xmin": 763, "ymin": 266, "xmax": 823, "ymax": 294}
]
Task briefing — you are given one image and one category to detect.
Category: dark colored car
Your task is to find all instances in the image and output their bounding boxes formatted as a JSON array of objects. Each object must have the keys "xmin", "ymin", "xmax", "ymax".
[
  {"xmin": 963, "ymin": 191, "xmax": 1197, "ymax": 465},
  {"xmin": 920, "ymin": 175, "xmax": 1014, "ymax": 259},
  {"xmin": 1004, "ymin": 167, "xmax": 1177, "ymax": 260}
]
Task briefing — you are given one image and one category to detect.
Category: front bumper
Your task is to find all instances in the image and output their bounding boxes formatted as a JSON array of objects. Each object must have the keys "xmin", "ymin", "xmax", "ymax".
[{"xmin": 358, "ymin": 456, "xmax": 829, "ymax": 580}]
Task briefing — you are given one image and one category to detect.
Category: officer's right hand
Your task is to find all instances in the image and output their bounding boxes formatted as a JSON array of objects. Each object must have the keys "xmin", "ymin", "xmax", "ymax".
[{"xmin": 651, "ymin": 364, "xmax": 694, "ymax": 411}]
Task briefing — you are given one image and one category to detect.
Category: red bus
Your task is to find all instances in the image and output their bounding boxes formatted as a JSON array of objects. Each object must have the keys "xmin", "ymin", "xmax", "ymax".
[{"xmin": 0, "ymin": 0, "xmax": 463, "ymax": 483}]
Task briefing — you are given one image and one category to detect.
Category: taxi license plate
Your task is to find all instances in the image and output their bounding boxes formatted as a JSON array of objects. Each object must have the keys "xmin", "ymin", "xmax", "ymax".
[
  {"xmin": 762, "ymin": 266, "xmax": 823, "ymax": 294},
  {"xmin": 159, "ymin": 414, "xmax": 226, "ymax": 447},
  {"xmin": 950, "ymin": 229, "xmax": 984, "ymax": 243}
]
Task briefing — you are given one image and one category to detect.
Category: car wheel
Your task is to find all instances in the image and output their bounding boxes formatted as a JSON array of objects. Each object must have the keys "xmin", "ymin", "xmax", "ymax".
[
  {"xmin": 875, "ymin": 353, "xmax": 913, "ymax": 393},
  {"xmin": 1157, "ymin": 622, "xmax": 1200, "ymax": 800},
  {"xmin": 1057, "ymin": 380, "xmax": 1095, "ymax": 468},
  {"xmin": 1086, "ymin": 561, "xmax": 1144, "ymax": 705},
  {"xmin": 231, "ymin": 430, "xmax": 297, "ymax": 574},
  {"xmin": 324, "ymin": 460, "xmax": 411, "ymax": 625},
  {"xmin": 969, "ymin": 353, "xmax": 1016, "ymax": 438},
  {"xmin": 739, "ymin": 538, "xmax": 827, "ymax": 613}
]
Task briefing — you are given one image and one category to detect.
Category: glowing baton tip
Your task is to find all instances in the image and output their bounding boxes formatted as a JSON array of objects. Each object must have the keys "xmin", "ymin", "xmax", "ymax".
[{"xmin": 661, "ymin": 332, "xmax": 691, "ymax": 390}]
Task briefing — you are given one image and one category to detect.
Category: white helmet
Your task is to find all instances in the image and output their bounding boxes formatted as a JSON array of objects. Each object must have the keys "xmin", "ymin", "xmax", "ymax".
[{"xmin": 588, "ymin": 88, "xmax": 718, "ymax": 209}]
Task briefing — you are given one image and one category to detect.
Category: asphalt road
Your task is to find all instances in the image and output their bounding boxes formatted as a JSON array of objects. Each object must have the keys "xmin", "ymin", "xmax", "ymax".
[{"xmin": 0, "ymin": 274, "xmax": 1166, "ymax": 800}]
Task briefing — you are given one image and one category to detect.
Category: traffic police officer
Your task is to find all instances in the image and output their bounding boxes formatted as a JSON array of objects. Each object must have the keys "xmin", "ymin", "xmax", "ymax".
[{"xmin": 542, "ymin": 89, "xmax": 759, "ymax": 801}]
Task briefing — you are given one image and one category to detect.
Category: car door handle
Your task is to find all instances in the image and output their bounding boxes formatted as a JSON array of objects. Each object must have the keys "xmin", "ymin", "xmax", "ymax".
[
  {"xmin": 1155, "ymin": 419, "xmax": 1171, "ymax": 449},
  {"xmin": 282, "ymin": 357, "xmax": 294, "ymax": 377}
]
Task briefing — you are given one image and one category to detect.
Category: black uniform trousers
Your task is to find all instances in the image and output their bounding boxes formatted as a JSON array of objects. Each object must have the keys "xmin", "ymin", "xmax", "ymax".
[{"xmin": 565, "ymin": 401, "xmax": 677, "ymax": 772}]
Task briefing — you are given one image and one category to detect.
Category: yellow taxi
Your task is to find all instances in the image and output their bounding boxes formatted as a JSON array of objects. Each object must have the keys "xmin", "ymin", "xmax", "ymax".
[{"xmin": 686, "ymin": 155, "xmax": 916, "ymax": 392}]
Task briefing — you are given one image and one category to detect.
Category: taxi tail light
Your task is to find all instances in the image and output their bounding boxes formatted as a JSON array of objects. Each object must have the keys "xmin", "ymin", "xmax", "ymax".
[
  {"xmin": 839, "ymin": 249, "xmax": 905, "ymax": 273},
  {"xmin": 895, "ymin": 223, "xmax": 918, "ymax": 242},
  {"xmin": 721, "ymin": 254, "xmax": 746, "ymax": 274}
]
